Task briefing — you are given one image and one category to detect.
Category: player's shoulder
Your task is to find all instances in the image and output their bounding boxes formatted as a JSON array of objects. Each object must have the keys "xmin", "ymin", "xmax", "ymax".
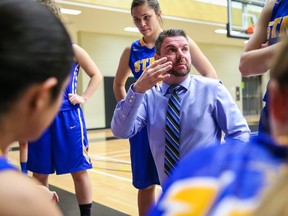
[
  {"xmin": 181, "ymin": 141, "xmax": 249, "ymax": 165},
  {"xmin": 0, "ymin": 171, "xmax": 62, "ymax": 215},
  {"xmin": 191, "ymin": 74, "xmax": 222, "ymax": 86}
]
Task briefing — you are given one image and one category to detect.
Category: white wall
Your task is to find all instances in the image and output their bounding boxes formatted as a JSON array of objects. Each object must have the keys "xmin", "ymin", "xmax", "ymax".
[
  {"xmin": 198, "ymin": 43, "xmax": 245, "ymax": 109},
  {"xmin": 75, "ymin": 31, "xmax": 249, "ymax": 129},
  {"xmin": 77, "ymin": 31, "xmax": 139, "ymax": 129}
]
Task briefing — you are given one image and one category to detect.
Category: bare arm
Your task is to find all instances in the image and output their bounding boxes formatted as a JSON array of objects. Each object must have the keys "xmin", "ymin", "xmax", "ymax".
[
  {"xmin": 113, "ymin": 46, "xmax": 132, "ymax": 102},
  {"xmin": 188, "ymin": 37, "xmax": 217, "ymax": 79},
  {"xmin": 70, "ymin": 44, "xmax": 103, "ymax": 105},
  {"xmin": 0, "ymin": 171, "xmax": 62, "ymax": 216},
  {"xmin": 239, "ymin": 0, "xmax": 278, "ymax": 77}
]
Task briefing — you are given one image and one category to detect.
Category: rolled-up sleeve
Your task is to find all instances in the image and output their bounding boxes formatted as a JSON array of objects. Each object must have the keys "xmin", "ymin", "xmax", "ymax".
[{"xmin": 111, "ymin": 85, "xmax": 146, "ymax": 138}]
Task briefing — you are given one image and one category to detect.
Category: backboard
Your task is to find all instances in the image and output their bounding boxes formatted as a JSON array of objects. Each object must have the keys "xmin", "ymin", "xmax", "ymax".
[{"xmin": 227, "ymin": 0, "xmax": 266, "ymax": 39}]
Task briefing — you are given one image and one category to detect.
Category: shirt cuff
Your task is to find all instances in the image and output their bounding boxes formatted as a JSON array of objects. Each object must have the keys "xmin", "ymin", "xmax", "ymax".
[{"xmin": 127, "ymin": 84, "xmax": 145, "ymax": 106}]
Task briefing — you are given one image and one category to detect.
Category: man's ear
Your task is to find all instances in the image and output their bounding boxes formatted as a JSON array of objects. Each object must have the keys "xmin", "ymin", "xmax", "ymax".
[
  {"xmin": 30, "ymin": 77, "xmax": 58, "ymax": 111},
  {"xmin": 269, "ymin": 80, "xmax": 288, "ymax": 123}
]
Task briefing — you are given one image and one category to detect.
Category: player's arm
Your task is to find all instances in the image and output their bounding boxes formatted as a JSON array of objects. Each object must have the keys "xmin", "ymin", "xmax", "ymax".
[
  {"xmin": 239, "ymin": 0, "xmax": 279, "ymax": 77},
  {"xmin": 72, "ymin": 44, "xmax": 103, "ymax": 104},
  {"xmin": 113, "ymin": 46, "xmax": 132, "ymax": 102},
  {"xmin": 188, "ymin": 37, "xmax": 217, "ymax": 79}
]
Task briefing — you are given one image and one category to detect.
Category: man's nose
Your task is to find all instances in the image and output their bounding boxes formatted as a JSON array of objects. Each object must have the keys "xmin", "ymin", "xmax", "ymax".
[{"xmin": 176, "ymin": 50, "xmax": 184, "ymax": 59}]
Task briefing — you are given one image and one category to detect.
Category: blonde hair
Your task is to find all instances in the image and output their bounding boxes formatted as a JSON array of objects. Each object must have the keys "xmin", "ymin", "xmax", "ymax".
[{"xmin": 253, "ymin": 169, "xmax": 288, "ymax": 216}]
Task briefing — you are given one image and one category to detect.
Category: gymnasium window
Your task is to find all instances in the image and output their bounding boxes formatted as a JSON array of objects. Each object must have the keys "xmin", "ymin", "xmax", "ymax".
[{"xmin": 242, "ymin": 76, "xmax": 262, "ymax": 131}]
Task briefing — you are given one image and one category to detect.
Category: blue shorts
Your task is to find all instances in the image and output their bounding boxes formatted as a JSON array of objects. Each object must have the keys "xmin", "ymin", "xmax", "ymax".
[
  {"xmin": 259, "ymin": 90, "xmax": 270, "ymax": 135},
  {"xmin": 27, "ymin": 107, "xmax": 92, "ymax": 175},
  {"xmin": 129, "ymin": 126, "xmax": 160, "ymax": 189},
  {"xmin": 258, "ymin": 103, "xmax": 270, "ymax": 135}
]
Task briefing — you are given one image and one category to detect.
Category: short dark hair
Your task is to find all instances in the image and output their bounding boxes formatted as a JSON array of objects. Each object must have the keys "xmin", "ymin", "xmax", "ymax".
[
  {"xmin": 155, "ymin": 29, "xmax": 188, "ymax": 55},
  {"xmin": 0, "ymin": 0, "xmax": 73, "ymax": 114}
]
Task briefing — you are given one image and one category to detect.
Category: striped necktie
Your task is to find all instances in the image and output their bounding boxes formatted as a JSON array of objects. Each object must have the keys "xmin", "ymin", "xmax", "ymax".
[{"xmin": 165, "ymin": 84, "xmax": 183, "ymax": 176}]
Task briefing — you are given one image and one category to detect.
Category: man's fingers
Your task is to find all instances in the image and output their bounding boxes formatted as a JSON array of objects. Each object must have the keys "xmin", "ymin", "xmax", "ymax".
[
  {"xmin": 150, "ymin": 57, "xmax": 168, "ymax": 68},
  {"xmin": 154, "ymin": 62, "xmax": 172, "ymax": 76}
]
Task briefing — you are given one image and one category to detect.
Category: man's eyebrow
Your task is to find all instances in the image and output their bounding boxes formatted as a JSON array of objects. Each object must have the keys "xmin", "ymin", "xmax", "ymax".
[
  {"xmin": 164, "ymin": 44, "xmax": 176, "ymax": 49},
  {"xmin": 164, "ymin": 43, "xmax": 188, "ymax": 49}
]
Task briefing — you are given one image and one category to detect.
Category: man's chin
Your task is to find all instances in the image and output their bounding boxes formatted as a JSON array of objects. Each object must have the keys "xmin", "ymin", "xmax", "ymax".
[{"xmin": 170, "ymin": 70, "xmax": 190, "ymax": 77}]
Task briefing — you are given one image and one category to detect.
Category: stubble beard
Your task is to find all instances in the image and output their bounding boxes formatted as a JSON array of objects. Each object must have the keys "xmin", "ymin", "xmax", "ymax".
[{"xmin": 170, "ymin": 63, "xmax": 191, "ymax": 77}]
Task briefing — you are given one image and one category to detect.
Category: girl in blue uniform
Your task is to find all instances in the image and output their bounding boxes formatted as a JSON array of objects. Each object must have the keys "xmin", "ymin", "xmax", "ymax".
[
  {"xmin": 26, "ymin": 1, "xmax": 103, "ymax": 216},
  {"xmin": 0, "ymin": 0, "xmax": 73, "ymax": 215},
  {"xmin": 113, "ymin": 0, "xmax": 217, "ymax": 214},
  {"xmin": 239, "ymin": 0, "xmax": 288, "ymax": 134}
]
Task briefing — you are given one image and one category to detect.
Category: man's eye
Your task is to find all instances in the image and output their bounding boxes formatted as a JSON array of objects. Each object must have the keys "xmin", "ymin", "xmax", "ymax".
[{"xmin": 183, "ymin": 47, "xmax": 189, "ymax": 52}]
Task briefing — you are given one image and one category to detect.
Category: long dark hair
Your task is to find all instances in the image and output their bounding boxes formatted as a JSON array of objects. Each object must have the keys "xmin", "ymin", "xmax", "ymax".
[
  {"xmin": 0, "ymin": 0, "xmax": 73, "ymax": 114},
  {"xmin": 131, "ymin": 0, "xmax": 161, "ymax": 14}
]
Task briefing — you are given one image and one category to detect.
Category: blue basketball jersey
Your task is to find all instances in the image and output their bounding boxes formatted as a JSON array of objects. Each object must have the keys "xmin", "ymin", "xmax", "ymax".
[
  {"xmin": 149, "ymin": 135, "xmax": 288, "ymax": 215},
  {"xmin": 129, "ymin": 37, "xmax": 155, "ymax": 79},
  {"xmin": 0, "ymin": 156, "xmax": 18, "ymax": 172},
  {"xmin": 267, "ymin": 0, "xmax": 288, "ymax": 45},
  {"xmin": 260, "ymin": 0, "xmax": 288, "ymax": 134},
  {"xmin": 61, "ymin": 61, "xmax": 80, "ymax": 111},
  {"xmin": 128, "ymin": 38, "xmax": 160, "ymax": 188}
]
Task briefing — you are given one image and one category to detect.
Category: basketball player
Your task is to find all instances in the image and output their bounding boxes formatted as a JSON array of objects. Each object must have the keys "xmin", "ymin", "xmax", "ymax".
[
  {"xmin": 26, "ymin": 1, "xmax": 103, "ymax": 216},
  {"xmin": 0, "ymin": 0, "xmax": 73, "ymax": 214},
  {"xmin": 239, "ymin": 0, "xmax": 288, "ymax": 134}
]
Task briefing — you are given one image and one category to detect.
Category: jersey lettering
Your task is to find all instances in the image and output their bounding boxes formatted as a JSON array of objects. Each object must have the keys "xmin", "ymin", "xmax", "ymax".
[
  {"xmin": 134, "ymin": 57, "xmax": 155, "ymax": 73},
  {"xmin": 267, "ymin": 15, "xmax": 288, "ymax": 41},
  {"xmin": 158, "ymin": 171, "xmax": 239, "ymax": 216}
]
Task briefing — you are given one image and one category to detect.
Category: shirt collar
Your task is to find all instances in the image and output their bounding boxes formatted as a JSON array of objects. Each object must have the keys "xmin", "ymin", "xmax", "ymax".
[{"xmin": 161, "ymin": 75, "xmax": 191, "ymax": 95}]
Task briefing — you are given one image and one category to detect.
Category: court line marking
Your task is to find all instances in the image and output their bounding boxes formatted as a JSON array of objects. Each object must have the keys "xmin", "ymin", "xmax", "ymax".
[
  {"xmin": 89, "ymin": 169, "xmax": 132, "ymax": 183},
  {"xmin": 94, "ymin": 149, "xmax": 129, "ymax": 156},
  {"xmin": 90, "ymin": 154, "xmax": 131, "ymax": 164},
  {"xmin": 88, "ymin": 169, "xmax": 161, "ymax": 190}
]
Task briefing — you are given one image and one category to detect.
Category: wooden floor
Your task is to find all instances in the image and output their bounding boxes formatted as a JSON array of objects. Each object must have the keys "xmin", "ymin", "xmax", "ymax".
[{"xmin": 7, "ymin": 129, "xmax": 161, "ymax": 216}]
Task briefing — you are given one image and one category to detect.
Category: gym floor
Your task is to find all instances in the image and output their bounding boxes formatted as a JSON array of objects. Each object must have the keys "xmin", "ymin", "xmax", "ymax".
[{"xmin": 7, "ymin": 129, "xmax": 162, "ymax": 216}]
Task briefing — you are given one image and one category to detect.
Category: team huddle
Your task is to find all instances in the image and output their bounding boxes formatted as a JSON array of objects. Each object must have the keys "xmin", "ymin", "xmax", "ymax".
[{"xmin": 1, "ymin": 0, "xmax": 288, "ymax": 216}]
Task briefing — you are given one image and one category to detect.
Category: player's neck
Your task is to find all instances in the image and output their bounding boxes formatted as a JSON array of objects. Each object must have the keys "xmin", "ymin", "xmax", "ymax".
[{"xmin": 142, "ymin": 28, "xmax": 162, "ymax": 48}]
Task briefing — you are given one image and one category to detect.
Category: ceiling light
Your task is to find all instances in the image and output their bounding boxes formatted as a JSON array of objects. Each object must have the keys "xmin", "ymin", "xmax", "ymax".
[
  {"xmin": 60, "ymin": 8, "xmax": 81, "ymax": 15},
  {"xmin": 215, "ymin": 29, "xmax": 227, "ymax": 34},
  {"xmin": 124, "ymin": 27, "xmax": 139, "ymax": 33},
  {"xmin": 194, "ymin": 0, "xmax": 227, "ymax": 7}
]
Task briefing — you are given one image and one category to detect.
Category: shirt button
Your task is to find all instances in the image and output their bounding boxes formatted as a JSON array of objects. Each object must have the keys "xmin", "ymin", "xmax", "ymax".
[
  {"xmin": 122, "ymin": 114, "xmax": 125, "ymax": 118},
  {"xmin": 129, "ymin": 99, "xmax": 133, "ymax": 103}
]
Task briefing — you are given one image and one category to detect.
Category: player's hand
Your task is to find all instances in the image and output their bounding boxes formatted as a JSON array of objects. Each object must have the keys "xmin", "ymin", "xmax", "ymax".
[
  {"xmin": 51, "ymin": 191, "xmax": 59, "ymax": 202},
  {"xmin": 68, "ymin": 93, "xmax": 86, "ymax": 105},
  {"xmin": 261, "ymin": 41, "xmax": 269, "ymax": 49},
  {"xmin": 38, "ymin": 185, "xmax": 59, "ymax": 203}
]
